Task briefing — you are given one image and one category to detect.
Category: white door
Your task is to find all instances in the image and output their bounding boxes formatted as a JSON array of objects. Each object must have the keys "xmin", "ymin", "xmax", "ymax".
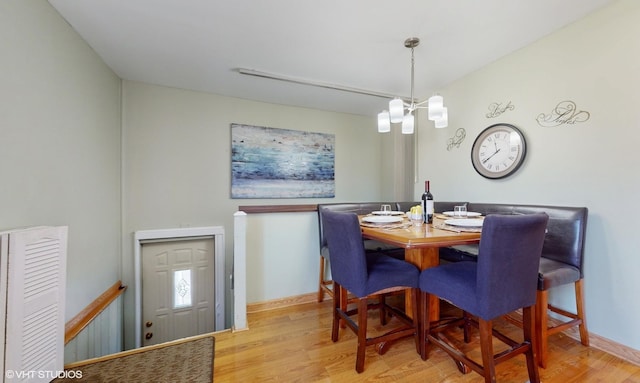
[{"xmin": 141, "ymin": 237, "xmax": 215, "ymax": 346}]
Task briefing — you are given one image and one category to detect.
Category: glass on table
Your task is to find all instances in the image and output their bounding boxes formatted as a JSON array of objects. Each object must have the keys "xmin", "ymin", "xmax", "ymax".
[
  {"xmin": 454, "ymin": 205, "xmax": 467, "ymax": 218},
  {"xmin": 410, "ymin": 213, "xmax": 423, "ymax": 227},
  {"xmin": 380, "ymin": 204, "xmax": 392, "ymax": 215}
]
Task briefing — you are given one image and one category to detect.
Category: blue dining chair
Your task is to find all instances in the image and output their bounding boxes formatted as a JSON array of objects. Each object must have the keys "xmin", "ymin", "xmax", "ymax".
[
  {"xmin": 419, "ymin": 213, "xmax": 548, "ymax": 383},
  {"xmin": 321, "ymin": 210, "xmax": 420, "ymax": 373}
]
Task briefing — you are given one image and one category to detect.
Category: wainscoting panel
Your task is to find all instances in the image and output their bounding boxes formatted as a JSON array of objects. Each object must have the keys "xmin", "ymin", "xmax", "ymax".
[{"xmin": 64, "ymin": 293, "xmax": 123, "ymax": 364}]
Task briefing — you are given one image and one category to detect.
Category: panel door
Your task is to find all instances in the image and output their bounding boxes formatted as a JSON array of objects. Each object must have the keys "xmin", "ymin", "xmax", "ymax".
[{"xmin": 141, "ymin": 238, "xmax": 215, "ymax": 346}]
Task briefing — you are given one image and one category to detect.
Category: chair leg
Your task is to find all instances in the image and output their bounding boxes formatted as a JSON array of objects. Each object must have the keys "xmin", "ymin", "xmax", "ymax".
[
  {"xmin": 411, "ymin": 288, "xmax": 420, "ymax": 355},
  {"xmin": 419, "ymin": 291, "xmax": 429, "ymax": 360},
  {"xmin": 536, "ymin": 280, "xmax": 590, "ymax": 368},
  {"xmin": 318, "ymin": 256, "xmax": 326, "ymax": 302},
  {"xmin": 355, "ymin": 298, "xmax": 369, "ymax": 373},
  {"xmin": 522, "ymin": 306, "xmax": 541, "ymax": 383},
  {"xmin": 575, "ymin": 279, "xmax": 590, "ymax": 346},
  {"xmin": 379, "ymin": 294, "xmax": 387, "ymax": 326},
  {"xmin": 463, "ymin": 311, "xmax": 473, "ymax": 343},
  {"xmin": 318, "ymin": 256, "xmax": 324, "ymax": 303},
  {"xmin": 331, "ymin": 282, "xmax": 341, "ymax": 342},
  {"xmin": 535, "ymin": 289, "xmax": 549, "ymax": 368},
  {"xmin": 318, "ymin": 255, "xmax": 335, "ymax": 303},
  {"xmin": 340, "ymin": 285, "xmax": 348, "ymax": 329},
  {"xmin": 478, "ymin": 318, "xmax": 496, "ymax": 383}
]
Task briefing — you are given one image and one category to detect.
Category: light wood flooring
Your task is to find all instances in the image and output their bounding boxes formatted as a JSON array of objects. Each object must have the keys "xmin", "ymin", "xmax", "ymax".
[{"xmin": 213, "ymin": 300, "xmax": 640, "ymax": 382}]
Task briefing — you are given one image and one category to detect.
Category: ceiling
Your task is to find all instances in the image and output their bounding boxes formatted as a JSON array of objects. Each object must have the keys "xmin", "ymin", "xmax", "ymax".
[{"xmin": 48, "ymin": 0, "xmax": 613, "ymax": 117}]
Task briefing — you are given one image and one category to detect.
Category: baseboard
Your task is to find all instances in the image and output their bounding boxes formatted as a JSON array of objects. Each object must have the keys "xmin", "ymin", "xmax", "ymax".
[
  {"xmin": 563, "ymin": 325, "xmax": 640, "ymax": 366},
  {"xmin": 516, "ymin": 309, "xmax": 640, "ymax": 367},
  {"xmin": 246, "ymin": 292, "xmax": 319, "ymax": 313}
]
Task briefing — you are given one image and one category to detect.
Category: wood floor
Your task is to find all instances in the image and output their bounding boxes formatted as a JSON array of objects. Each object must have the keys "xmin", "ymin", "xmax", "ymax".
[{"xmin": 213, "ymin": 300, "xmax": 640, "ymax": 382}]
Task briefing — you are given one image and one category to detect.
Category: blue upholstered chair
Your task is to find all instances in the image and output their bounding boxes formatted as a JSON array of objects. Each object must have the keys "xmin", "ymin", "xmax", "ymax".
[
  {"xmin": 322, "ymin": 210, "xmax": 420, "ymax": 373},
  {"xmin": 419, "ymin": 213, "xmax": 549, "ymax": 383},
  {"xmin": 437, "ymin": 205, "xmax": 589, "ymax": 368},
  {"xmin": 317, "ymin": 203, "xmax": 404, "ymax": 302}
]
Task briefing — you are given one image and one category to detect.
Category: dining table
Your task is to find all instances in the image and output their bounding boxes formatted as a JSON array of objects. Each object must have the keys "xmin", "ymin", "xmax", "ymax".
[{"xmin": 359, "ymin": 213, "xmax": 482, "ymax": 323}]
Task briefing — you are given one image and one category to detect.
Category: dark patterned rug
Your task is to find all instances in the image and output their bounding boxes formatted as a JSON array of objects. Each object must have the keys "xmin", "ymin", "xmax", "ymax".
[{"xmin": 53, "ymin": 333, "xmax": 215, "ymax": 383}]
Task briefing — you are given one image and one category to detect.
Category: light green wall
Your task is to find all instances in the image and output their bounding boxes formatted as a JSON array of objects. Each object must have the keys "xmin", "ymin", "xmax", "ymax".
[
  {"xmin": 415, "ymin": 0, "xmax": 640, "ymax": 350},
  {"xmin": 6, "ymin": 0, "xmax": 639, "ymax": 356},
  {"xmin": 0, "ymin": 1, "xmax": 122, "ymax": 320},
  {"xmin": 121, "ymin": 81, "xmax": 387, "ymax": 348}
]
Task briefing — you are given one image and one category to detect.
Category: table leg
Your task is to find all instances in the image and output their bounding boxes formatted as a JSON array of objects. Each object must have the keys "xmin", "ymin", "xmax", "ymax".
[{"xmin": 404, "ymin": 247, "xmax": 440, "ymax": 323}]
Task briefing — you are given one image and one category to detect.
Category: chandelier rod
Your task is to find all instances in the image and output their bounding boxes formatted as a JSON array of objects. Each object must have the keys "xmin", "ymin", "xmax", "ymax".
[
  {"xmin": 237, "ymin": 68, "xmax": 410, "ymax": 101},
  {"xmin": 404, "ymin": 37, "xmax": 427, "ymax": 112},
  {"xmin": 409, "ymin": 44, "xmax": 416, "ymax": 110}
]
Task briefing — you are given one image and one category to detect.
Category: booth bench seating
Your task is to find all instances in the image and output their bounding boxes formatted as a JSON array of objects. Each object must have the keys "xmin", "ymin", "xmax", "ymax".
[{"xmin": 317, "ymin": 201, "xmax": 589, "ymax": 368}]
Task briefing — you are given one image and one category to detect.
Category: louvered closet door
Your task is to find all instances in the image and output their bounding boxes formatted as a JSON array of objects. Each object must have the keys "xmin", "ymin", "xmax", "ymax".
[{"xmin": 5, "ymin": 226, "xmax": 67, "ymax": 383}]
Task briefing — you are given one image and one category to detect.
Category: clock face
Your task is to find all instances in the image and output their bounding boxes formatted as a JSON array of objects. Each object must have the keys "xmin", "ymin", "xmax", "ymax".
[{"xmin": 471, "ymin": 124, "xmax": 526, "ymax": 179}]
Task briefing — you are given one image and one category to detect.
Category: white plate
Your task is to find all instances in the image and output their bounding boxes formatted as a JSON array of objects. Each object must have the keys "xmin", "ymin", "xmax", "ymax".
[
  {"xmin": 442, "ymin": 211, "xmax": 482, "ymax": 217},
  {"xmin": 371, "ymin": 211, "xmax": 405, "ymax": 216},
  {"xmin": 444, "ymin": 218, "xmax": 484, "ymax": 228},
  {"xmin": 362, "ymin": 216, "xmax": 403, "ymax": 224}
]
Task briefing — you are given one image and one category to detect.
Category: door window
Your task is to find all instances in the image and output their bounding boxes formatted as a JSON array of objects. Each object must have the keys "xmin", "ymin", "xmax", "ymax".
[{"xmin": 173, "ymin": 269, "xmax": 192, "ymax": 308}]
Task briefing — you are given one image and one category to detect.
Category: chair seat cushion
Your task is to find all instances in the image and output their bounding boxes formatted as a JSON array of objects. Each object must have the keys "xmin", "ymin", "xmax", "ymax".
[
  {"xmin": 420, "ymin": 262, "xmax": 479, "ymax": 313},
  {"xmin": 420, "ymin": 259, "xmax": 541, "ymax": 321},
  {"xmin": 354, "ymin": 253, "xmax": 418, "ymax": 297},
  {"xmin": 538, "ymin": 257, "xmax": 580, "ymax": 290}
]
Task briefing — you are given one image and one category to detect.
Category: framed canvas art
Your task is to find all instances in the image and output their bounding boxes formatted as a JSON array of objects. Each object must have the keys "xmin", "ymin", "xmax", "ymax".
[{"xmin": 231, "ymin": 123, "xmax": 335, "ymax": 198}]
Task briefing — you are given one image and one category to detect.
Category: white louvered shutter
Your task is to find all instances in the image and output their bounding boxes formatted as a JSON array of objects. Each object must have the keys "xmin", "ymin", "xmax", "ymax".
[{"xmin": 5, "ymin": 226, "xmax": 67, "ymax": 383}]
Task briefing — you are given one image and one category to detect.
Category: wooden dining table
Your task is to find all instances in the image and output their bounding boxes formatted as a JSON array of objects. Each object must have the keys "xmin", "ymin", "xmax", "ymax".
[{"xmin": 360, "ymin": 214, "xmax": 482, "ymax": 322}]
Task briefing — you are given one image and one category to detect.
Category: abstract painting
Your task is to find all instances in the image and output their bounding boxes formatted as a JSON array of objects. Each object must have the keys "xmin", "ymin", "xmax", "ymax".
[{"xmin": 231, "ymin": 123, "xmax": 335, "ymax": 198}]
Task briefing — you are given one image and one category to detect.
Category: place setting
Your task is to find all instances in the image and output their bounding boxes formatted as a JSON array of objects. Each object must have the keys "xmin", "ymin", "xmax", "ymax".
[
  {"xmin": 361, "ymin": 204, "xmax": 409, "ymax": 229},
  {"xmin": 369, "ymin": 204, "xmax": 406, "ymax": 217},
  {"xmin": 435, "ymin": 205, "xmax": 484, "ymax": 233}
]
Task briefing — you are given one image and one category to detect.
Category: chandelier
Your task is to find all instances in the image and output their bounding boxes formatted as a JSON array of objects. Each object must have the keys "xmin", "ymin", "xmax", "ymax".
[{"xmin": 377, "ymin": 37, "xmax": 448, "ymax": 134}]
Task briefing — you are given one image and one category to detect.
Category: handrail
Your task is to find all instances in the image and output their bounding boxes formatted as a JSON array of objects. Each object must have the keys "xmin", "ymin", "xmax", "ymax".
[
  {"xmin": 238, "ymin": 204, "xmax": 318, "ymax": 214},
  {"xmin": 65, "ymin": 280, "xmax": 127, "ymax": 345}
]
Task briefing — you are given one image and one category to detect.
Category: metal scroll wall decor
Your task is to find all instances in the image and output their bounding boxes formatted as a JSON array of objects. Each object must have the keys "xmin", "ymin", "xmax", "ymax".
[
  {"xmin": 536, "ymin": 100, "xmax": 590, "ymax": 127},
  {"xmin": 486, "ymin": 101, "xmax": 515, "ymax": 118},
  {"xmin": 447, "ymin": 128, "xmax": 466, "ymax": 151}
]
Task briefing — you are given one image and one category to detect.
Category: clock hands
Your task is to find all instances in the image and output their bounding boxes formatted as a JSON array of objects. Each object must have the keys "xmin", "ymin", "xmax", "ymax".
[{"xmin": 482, "ymin": 148, "xmax": 501, "ymax": 164}]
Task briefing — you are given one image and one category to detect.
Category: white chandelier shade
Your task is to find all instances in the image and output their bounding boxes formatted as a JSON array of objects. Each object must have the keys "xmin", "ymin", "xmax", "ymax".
[
  {"xmin": 389, "ymin": 98, "xmax": 405, "ymax": 123},
  {"xmin": 434, "ymin": 107, "xmax": 448, "ymax": 129},
  {"xmin": 377, "ymin": 37, "xmax": 448, "ymax": 134},
  {"xmin": 427, "ymin": 95, "xmax": 444, "ymax": 120},
  {"xmin": 377, "ymin": 110, "xmax": 391, "ymax": 133},
  {"xmin": 402, "ymin": 113, "xmax": 415, "ymax": 134}
]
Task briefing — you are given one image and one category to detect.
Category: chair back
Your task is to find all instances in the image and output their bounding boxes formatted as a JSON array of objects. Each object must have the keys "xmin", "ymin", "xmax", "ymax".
[
  {"xmin": 317, "ymin": 202, "xmax": 395, "ymax": 253},
  {"xmin": 321, "ymin": 210, "xmax": 369, "ymax": 296},
  {"xmin": 476, "ymin": 213, "xmax": 549, "ymax": 320},
  {"xmin": 539, "ymin": 207, "xmax": 588, "ymax": 276}
]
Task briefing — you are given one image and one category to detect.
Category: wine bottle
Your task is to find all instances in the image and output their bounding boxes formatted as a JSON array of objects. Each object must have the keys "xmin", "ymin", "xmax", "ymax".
[{"xmin": 421, "ymin": 180, "xmax": 434, "ymax": 224}]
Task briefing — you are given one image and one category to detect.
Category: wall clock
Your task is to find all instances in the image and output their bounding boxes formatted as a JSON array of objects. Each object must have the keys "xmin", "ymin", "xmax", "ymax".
[{"xmin": 471, "ymin": 123, "xmax": 526, "ymax": 179}]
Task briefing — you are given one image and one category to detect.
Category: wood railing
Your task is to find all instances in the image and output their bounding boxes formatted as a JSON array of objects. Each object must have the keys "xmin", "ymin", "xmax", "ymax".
[
  {"xmin": 64, "ymin": 281, "xmax": 127, "ymax": 344},
  {"xmin": 238, "ymin": 204, "xmax": 318, "ymax": 214}
]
